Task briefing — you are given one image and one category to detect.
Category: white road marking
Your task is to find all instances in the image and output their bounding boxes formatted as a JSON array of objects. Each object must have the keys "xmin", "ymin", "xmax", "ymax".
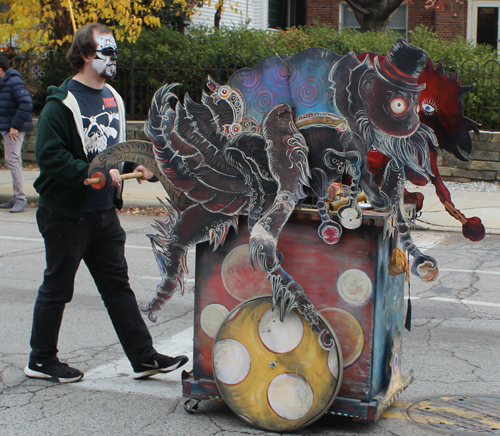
[
  {"xmin": 141, "ymin": 276, "xmax": 194, "ymax": 283},
  {"xmin": 0, "ymin": 236, "xmax": 195, "ymax": 253},
  {"xmin": 127, "ymin": 245, "xmax": 196, "ymax": 254},
  {"xmin": 0, "ymin": 235, "xmax": 43, "ymax": 242},
  {"xmin": 77, "ymin": 327, "xmax": 194, "ymax": 398},
  {"xmin": 407, "ymin": 296, "xmax": 500, "ymax": 308},
  {"xmin": 412, "ymin": 232, "xmax": 447, "ymax": 252},
  {"xmin": 125, "ymin": 244, "xmax": 151, "ymax": 250},
  {"xmin": 440, "ymin": 268, "xmax": 500, "ymax": 276}
]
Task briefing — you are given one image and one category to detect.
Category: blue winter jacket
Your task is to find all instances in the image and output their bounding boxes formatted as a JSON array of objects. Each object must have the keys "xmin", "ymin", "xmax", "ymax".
[{"xmin": 0, "ymin": 68, "xmax": 33, "ymax": 132}]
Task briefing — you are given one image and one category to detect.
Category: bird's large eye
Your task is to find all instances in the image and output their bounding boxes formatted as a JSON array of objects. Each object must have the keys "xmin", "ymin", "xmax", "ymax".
[
  {"xmin": 389, "ymin": 96, "xmax": 408, "ymax": 114},
  {"xmin": 218, "ymin": 85, "xmax": 231, "ymax": 99},
  {"xmin": 421, "ymin": 102, "xmax": 436, "ymax": 115}
]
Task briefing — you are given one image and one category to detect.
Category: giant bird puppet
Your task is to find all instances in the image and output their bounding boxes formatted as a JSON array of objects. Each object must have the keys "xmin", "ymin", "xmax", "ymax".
[{"xmin": 89, "ymin": 39, "xmax": 483, "ymax": 349}]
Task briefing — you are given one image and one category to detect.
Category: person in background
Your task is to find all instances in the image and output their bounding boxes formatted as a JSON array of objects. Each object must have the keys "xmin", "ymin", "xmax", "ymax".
[
  {"xmin": 24, "ymin": 23, "xmax": 188, "ymax": 383},
  {"xmin": 0, "ymin": 55, "xmax": 33, "ymax": 213}
]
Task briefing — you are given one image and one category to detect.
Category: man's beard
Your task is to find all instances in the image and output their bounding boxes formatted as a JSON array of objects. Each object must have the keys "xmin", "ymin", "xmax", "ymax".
[
  {"xmin": 100, "ymin": 65, "xmax": 116, "ymax": 79},
  {"xmin": 92, "ymin": 59, "xmax": 116, "ymax": 79},
  {"xmin": 355, "ymin": 109, "xmax": 436, "ymax": 179}
]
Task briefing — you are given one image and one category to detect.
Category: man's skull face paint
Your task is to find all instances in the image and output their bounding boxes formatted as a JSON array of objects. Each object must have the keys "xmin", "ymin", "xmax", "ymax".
[{"xmin": 92, "ymin": 33, "xmax": 117, "ymax": 79}]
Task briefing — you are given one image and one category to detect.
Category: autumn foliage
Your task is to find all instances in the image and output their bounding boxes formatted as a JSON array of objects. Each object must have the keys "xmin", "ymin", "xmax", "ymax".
[{"xmin": 0, "ymin": 0, "xmax": 193, "ymax": 52}]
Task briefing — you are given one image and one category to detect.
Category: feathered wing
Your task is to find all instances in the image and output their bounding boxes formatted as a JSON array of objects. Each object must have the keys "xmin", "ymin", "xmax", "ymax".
[
  {"xmin": 145, "ymin": 83, "xmax": 251, "ymax": 215},
  {"xmin": 141, "ymin": 83, "xmax": 279, "ymax": 320}
]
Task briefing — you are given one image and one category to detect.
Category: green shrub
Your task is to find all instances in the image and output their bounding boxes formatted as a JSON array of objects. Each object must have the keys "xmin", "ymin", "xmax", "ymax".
[{"xmin": 23, "ymin": 24, "xmax": 500, "ymax": 128}]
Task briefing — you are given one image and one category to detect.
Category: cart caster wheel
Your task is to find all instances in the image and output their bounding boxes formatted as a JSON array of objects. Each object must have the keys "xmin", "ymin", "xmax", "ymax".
[{"xmin": 184, "ymin": 399, "xmax": 200, "ymax": 413}]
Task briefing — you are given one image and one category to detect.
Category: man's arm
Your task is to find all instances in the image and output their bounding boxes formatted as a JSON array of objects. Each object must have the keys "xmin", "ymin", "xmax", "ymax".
[
  {"xmin": 35, "ymin": 107, "xmax": 89, "ymax": 188},
  {"xmin": 10, "ymin": 77, "xmax": 33, "ymax": 131}
]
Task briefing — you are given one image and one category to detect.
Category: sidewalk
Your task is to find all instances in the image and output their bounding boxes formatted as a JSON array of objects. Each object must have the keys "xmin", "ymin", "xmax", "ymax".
[
  {"xmin": 0, "ymin": 168, "xmax": 167, "ymax": 209},
  {"xmin": 407, "ymin": 186, "xmax": 500, "ymax": 235},
  {"xmin": 0, "ymin": 168, "xmax": 499, "ymax": 234}
]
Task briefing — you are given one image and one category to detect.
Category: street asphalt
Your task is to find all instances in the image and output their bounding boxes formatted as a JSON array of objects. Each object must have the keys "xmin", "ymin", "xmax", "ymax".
[{"xmin": 1, "ymin": 168, "xmax": 500, "ymax": 435}]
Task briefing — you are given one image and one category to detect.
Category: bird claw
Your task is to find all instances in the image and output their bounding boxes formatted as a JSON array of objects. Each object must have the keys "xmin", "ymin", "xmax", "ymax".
[
  {"xmin": 249, "ymin": 231, "xmax": 281, "ymax": 273},
  {"xmin": 279, "ymin": 286, "xmax": 299, "ymax": 321}
]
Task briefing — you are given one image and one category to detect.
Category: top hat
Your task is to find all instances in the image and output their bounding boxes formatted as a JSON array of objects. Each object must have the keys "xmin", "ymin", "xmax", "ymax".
[{"xmin": 373, "ymin": 39, "xmax": 427, "ymax": 91}]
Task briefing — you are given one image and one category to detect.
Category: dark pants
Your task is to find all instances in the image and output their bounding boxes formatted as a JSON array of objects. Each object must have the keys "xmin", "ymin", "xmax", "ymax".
[{"xmin": 29, "ymin": 207, "xmax": 155, "ymax": 369}]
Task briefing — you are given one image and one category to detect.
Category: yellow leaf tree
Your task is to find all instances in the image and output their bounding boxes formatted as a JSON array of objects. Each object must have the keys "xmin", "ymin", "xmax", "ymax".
[{"xmin": 0, "ymin": 0, "xmax": 191, "ymax": 52}]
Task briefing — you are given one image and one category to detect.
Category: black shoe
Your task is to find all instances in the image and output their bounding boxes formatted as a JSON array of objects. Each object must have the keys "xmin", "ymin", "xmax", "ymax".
[
  {"xmin": 24, "ymin": 360, "xmax": 84, "ymax": 383},
  {"xmin": 133, "ymin": 353, "xmax": 189, "ymax": 379}
]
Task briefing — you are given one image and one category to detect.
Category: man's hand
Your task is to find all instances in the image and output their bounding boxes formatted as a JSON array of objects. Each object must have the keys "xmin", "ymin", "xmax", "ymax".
[
  {"xmin": 109, "ymin": 169, "xmax": 122, "ymax": 188},
  {"xmin": 134, "ymin": 165, "xmax": 153, "ymax": 184},
  {"xmin": 9, "ymin": 127, "xmax": 19, "ymax": 142}
]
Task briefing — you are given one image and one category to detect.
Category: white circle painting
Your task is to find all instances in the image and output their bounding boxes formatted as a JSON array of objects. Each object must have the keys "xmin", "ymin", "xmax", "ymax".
[
  {"xmin": 213, "ymin": 338, "xmax": 251, "ymax": 385},
  {"xmin": 337, "ymin": 268, "xmax": 373, "ymax": 306},
  {"xmin": 258, "ymin": 308, "xmax": 304, "ymax": 353},
  {"xmin": 267, "ymin": 373, "xmax": 314, "ymax": 420},
  {"xmin": 200, "ymin": 303, "xmax": 230, "ymax": 338}
]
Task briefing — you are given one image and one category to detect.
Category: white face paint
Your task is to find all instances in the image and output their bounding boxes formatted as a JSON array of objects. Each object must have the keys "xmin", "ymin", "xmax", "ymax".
[{"xmin": 92, "ymin": 33, "xmax": 117, "ymax": 79}]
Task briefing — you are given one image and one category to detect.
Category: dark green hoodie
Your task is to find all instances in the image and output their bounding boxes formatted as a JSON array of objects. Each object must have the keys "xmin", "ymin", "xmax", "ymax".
[{"xmin": 34, "ymin": 78, "xmax": 127, "ymax": 221}]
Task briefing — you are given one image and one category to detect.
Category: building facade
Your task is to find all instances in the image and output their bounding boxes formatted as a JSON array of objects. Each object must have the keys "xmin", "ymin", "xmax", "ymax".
[{"xmin": 191, "ymin": 0, "xmax": 499, "ymax": 51}]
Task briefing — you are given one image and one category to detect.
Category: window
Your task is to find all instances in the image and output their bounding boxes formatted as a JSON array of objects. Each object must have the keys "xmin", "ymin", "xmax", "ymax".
[
  {"xmin": 268, "ymin": 0, "xmax": 306, "ymax": 29},
  {"xmin": 340, "ymin": 3, "xmax": 408, "ymax": 36}
]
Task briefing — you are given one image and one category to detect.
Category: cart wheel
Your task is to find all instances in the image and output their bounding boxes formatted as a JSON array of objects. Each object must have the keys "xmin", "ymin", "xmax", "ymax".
[
  {"xmin": 184, "ymin": 399, "xmax": 200, "ymax": 413},
  {"xmin": 212, "ymin": 296, "xmax": 343, "ymax": 432}
]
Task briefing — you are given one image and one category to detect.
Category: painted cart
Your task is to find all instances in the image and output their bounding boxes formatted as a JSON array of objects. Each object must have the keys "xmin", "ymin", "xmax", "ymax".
[{"xmin": 182, "ymin": 207, "xmax": 414, "ymax": 431}]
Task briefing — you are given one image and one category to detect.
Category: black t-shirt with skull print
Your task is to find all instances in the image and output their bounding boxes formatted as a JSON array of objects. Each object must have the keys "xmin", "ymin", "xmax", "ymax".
[{"xmin": 67, "ymin": 79, "xmax": 120, "ymax": 212}]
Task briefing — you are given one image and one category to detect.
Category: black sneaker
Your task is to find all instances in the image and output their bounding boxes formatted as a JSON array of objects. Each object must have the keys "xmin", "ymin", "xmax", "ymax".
[
  {"xmin": 24, "ymin": 360, "xmax": 84, "ymax": 383},
  {"xmin": 133, "ymin": 353, "xmax": 189, "ymax": 379}
]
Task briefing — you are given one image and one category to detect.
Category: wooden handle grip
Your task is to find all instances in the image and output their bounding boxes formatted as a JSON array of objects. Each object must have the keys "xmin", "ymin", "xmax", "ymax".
[{"xmin": 84, "ymin": 171, "xmax": 143, "ymax": 186}]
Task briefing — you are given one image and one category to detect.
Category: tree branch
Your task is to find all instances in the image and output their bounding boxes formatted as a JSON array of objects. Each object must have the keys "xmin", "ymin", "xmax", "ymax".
[
  {"xmin": 385, "ymin": 0, "xmax": 405, "ymax": 15},
  {"xmin": 345, "ymin": 0, "xmax": 371, "ymax": 16}
]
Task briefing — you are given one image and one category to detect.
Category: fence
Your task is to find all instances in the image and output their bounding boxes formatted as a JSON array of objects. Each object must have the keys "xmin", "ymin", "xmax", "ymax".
[{"xmin": 14, "ymin": 50, "xmax": 500, "ymax": 130}]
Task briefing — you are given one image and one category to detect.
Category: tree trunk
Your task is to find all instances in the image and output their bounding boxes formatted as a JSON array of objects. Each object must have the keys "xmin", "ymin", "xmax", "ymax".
[
  {"xmin": 346, "ymin": 0, "xmax": 404, "ymax": 33},
  {"xmin": 355, "ymin": 13, "xmax": 392, "ymax": 33},
  {"xmin": 214, "ymin": 2, "xmax": 223, "ymax": 28}
]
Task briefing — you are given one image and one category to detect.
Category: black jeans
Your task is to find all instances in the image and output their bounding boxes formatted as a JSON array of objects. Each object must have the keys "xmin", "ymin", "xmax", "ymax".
[{"xmin": 29, "ymin": 207, "xmax": 155, "ymax": 369}]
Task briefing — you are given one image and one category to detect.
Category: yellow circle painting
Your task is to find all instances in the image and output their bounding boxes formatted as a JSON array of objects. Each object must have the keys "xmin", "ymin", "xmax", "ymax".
[
  {"xmin": 320, "ymin": 307, "xmax": 364, "ymax": 368},
  {"xmin": 213, "ymin": 297, "xmax": 343, "ymax": 432}
]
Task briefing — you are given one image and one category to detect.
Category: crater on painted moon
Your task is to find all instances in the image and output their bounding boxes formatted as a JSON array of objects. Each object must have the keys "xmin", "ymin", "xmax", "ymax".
[
  {"xmin": 221, "ymin": 244, "xmax": 272, "ymax": 301},
  {"xmin": 267, "ymin": 373, "xmax": 314, "ymax": 420},
  {"xmin": 200, "ymin": 304, "xmax": 229, "ymax": 338},
  {"xmin": 337, "ymin": 269, "xmax": 372, "ymax": 306},
  {"xmin": 258, "ymin": 308, "xmax": 304, "ymax": 353},
  {"xmin": 213, "ymin": 339, "xmax": 251, "ymax": 385}
]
